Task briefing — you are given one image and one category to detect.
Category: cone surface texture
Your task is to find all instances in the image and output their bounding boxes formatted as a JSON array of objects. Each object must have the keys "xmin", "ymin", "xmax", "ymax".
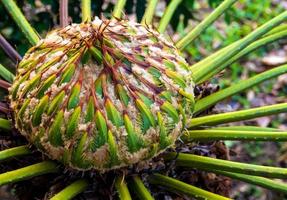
[{"xmin": 10, "ymin": 18, "xmax": 194, "ymax": 170}]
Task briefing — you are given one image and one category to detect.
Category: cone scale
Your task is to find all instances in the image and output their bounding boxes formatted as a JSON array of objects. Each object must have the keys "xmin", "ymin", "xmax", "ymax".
[{"xmin": 9, "ymin": 18, "xmax": 194, "ymax": 170}]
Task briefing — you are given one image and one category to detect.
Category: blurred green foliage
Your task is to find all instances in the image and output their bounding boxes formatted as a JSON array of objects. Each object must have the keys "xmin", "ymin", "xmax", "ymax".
[{"xmin": 182, "ymin": 0, "xmax": 285, "ymax": 60}]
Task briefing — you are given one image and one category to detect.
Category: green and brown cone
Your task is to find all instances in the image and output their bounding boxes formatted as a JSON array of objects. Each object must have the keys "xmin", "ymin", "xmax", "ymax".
[{"xmin": 9, "ymin": 18, "xmax": 194, "ymax": 170}]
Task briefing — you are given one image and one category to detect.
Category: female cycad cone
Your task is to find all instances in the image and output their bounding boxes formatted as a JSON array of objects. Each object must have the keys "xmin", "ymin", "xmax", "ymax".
[{"xmin": 9, "ymin": 18, "xmax": 194, "ymax": 170}]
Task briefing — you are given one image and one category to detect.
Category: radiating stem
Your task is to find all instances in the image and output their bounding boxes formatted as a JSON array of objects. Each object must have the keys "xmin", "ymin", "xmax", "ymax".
[
  {"xmin": 0, "ymin": 145, "xmax": 31, "ymax": 162},
  {"xmin": 50, "ymin": 179, "xmax": 89, "ymax": 200},
  {"xmin": 0, "ymin": 33, "xmax": 22, "ymax": 63},
  {"xmin": 210, "ymin": 126, "xmax": 280, "ymax": 132},
  {"xmin": 188, "ymin": 103, "xmax": 287, "ymax": 128},
  {"xmin": 81, "ymin": 0, "xmax": 91, "ymax": 22},
  {"xmin": 194, "ymin": 63, "xmax": 287, "ymax": 114},
  {"xmin": 1, "ymin": 0, "xmax": 40, "ymax": 45},
  {"xmin": 189, "ymin": 24, "xmax": 286, "ymax": 73},
  {"xmin": 194, "ymin": 29, "xmax": 287, "ymax": 84},
  {"xmin": 0, "ymin": 161, "xmax": 59, "ymax": 186},
  {"xmin": 149, "ymin": 173, "xmax": 230, "ymax": 200},
  {"xmin": 112, "ymin": 0, "xmax": 127, "ymax": 19},
  {"xmin": 176, "ymin": 0, "xmax": 237, "ymax": 49},
  {"xmin": 212, "ymin": 170, "xmax": 287, "ymax": 194},
  {"xmin": 190, "ymin": 39, "xmax": 238, "ymax": 71},
  {"xmin": 0, "ymin": 118, "xmax": 11, "ymax": 131},
  {"xmin": 130, "ymin": 176, "xmax": 154, "ymax": 200},
  {"xmin": 115, "ymin": 176, "xmax": 132, "ymax": 200},
  {"xmin": 0, "ymin": 64, "xmax": 15, "ymax": 83},
  {"xmin": 182, "ymin": 130, "xmax": 287, "ymax": 142},
  {"xmin": 265, "ymin": 24, "xmax": 287, "ymax": 36},
  {"xmin": 141, "ymin": 0, "xmax": 158, "ymax": 25},
  {"xmin": 191, "ymin": 11, "xmax": 287, "ymax": 83},
  {"xmin": 0, "ymin": 102, "xmax": 10, "ymax": 114},
  {"xmin": 60, "ymin": 0, "xmax": 69, "ymax": 27},
  {"xmin": 158, "ymin": 0, "xmax": 182, "ymax": 33},
  {"xmin": 164, "ymin": 153, "xmax": 287, "ymax": 178},
  {"xmin": 0, "ymin": 80, "xmax": 11, "ymax": 90}
]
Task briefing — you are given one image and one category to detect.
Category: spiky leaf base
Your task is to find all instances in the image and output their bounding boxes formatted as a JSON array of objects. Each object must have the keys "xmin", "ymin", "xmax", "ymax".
[{"xmin": 9, "ymin": 18, "xmax": 194, "ymax": 170}]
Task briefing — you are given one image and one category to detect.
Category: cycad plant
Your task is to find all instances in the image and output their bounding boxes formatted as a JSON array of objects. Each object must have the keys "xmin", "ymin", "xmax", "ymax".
[{"xmin": 1, "ymin": 0, "xmax": 287, "ymax": 199}]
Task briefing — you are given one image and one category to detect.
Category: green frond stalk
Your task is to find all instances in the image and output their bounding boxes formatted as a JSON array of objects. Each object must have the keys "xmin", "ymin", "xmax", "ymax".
[
  {"xmin": 194, "ymin": 63, "xmax": 287, "ymax": 114},
  {"xmin": 112, "ymin": 0, "xmax": 127, "ymax": 19},
  {"xmin": 265, "ymin": 24, "xmax": 287, "ymax": 36},
  {"xmin": 1, "ymin": 0, "xmax": 40, "ymax": 45},
  {"xmin": 182, "ymin": 130, "xmax": 287, "ymax": 142},
  {"xmin": 115, "ymin": 176, "xmax": 132, "ymax": 200},
  {"xmin": 164, "ymin": 153, "xmax": 287, "ymax": 178},
  {"xmin": 81, "ymin": 0, "xmax": 91, "ymax": 22},
  {"xmin": 0, "ymin": 118, "xmax": 11, "ymax": 131},
  {"xmin": 188, "ymin": 103, "xmax": 287, "ymax": 128},
  {"xmin": 0, "ymin": 161, "xmax": 59, "ymax": 186},
  {"xmin": 141, "ymin": 0, "xmax": 158, "ymax": 25},
  {"xmin": 212, "ymin": 170, "xmax": 287, "ymax": 194},
  {"xmin": 190, "ymin": 39, "xmax": 237, "ymax": 74},
  {"xmin": 130, "ymin": 176, "xmax": 154, "ymax": 200},
  {"xmin": 149, "ymin": 173, "xmax": 230, "ymax": 200},
  {"xmin": 60, "ymin": 0, "xmax": 69, "ymax": 27},
  {"xmin": 211, "ymin": 126, "xmax": 280, "ymax": 132},
  {"xmin": 0, "ymin": 63, "xmax": 15, "ymax": 83},
  {"xmin": 194, "ymin": 29, "xmax": 287, "ymax": 84},
  {"xmin": 189, "ymin": 24, "xmax": 287, "ymax": 72},
  {"xmin": 191, "ymin": 11, "xmax": 287, "ymax": 83},
  {"xmin": 0, "ymin": 145, "xmax": 31, "ymax": 162},
  {"xmin": 158, "ymin": 0, "xmax": 182, "ymax": 33},
  {"xmin": 50, "ymin": 179, "xmax": 89, "ymax": 200},
  {"xmin": 176, "ymin": 0, "xmax": 238, "ymax": 50}
]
